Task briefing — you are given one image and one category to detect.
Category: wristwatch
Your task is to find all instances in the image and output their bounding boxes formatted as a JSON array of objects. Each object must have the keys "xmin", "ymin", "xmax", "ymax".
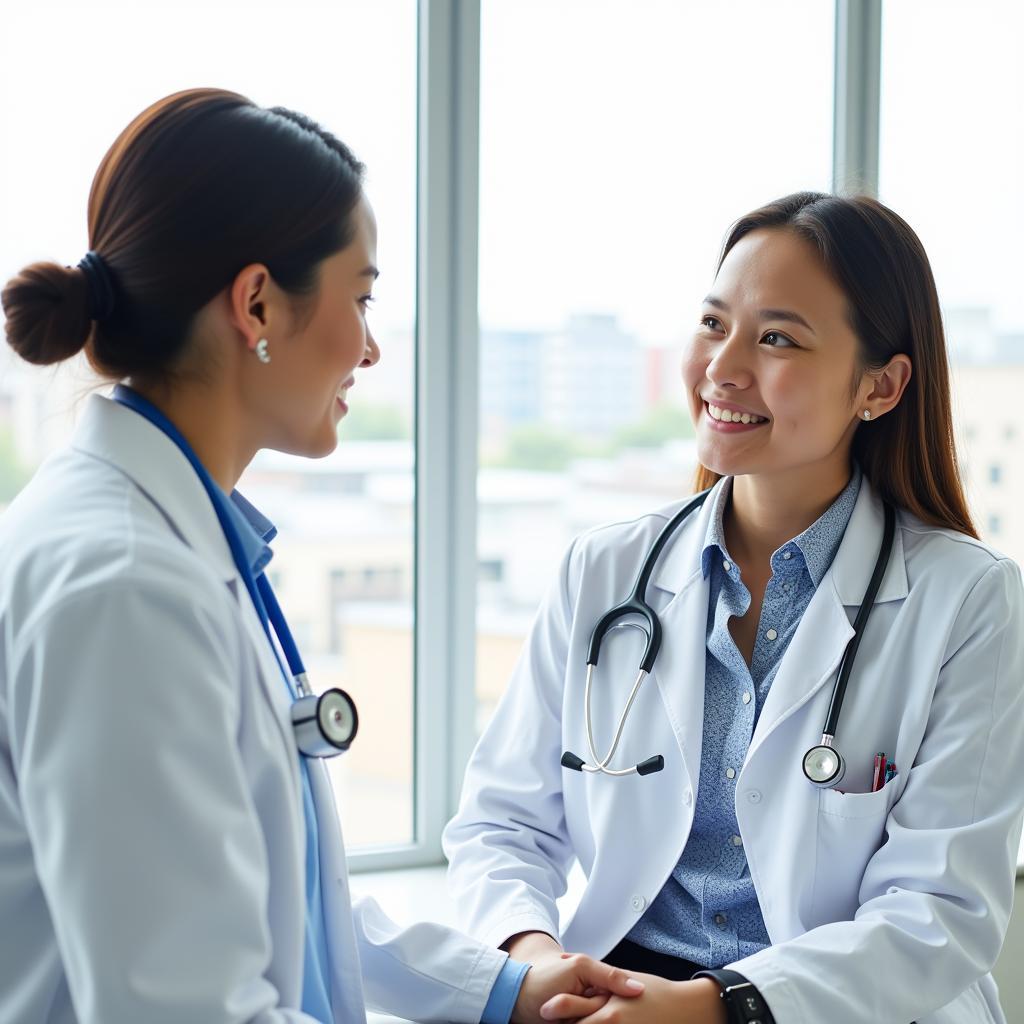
[{"xmin": 692, "ymin": 969, "xmax": 775, "ymax": 1024}]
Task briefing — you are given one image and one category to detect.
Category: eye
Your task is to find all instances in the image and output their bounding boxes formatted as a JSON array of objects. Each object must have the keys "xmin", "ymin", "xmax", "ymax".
[
  {"xmin": 700, "ymin": 315, "xmax": 724, "ymax": 332},
  {"xmin": 359, "ymin": 294, "xmax": 375, "ymax": 310},
  {"xmin": 760, "ymin": 330, "xmax": 797, "ymax": 348}
]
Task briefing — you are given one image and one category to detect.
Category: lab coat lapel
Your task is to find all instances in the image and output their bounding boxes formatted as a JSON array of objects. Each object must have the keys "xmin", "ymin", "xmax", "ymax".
[
  {"xmin": 645, "ymin": 483, "xmax": 723, "ymax": 796},
  {"xmin": 73, "ymin": 395, "xmax": 302, "ymax": 792},
  {"xmin": 748, "ymin": 475, "xmax": 908, "ymax": 760}
]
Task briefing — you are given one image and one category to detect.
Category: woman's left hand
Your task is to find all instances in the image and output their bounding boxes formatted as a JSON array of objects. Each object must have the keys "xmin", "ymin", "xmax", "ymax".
[{"xmin": 539, "ymin": 972, "xmax": 726, "ymax": 1024}]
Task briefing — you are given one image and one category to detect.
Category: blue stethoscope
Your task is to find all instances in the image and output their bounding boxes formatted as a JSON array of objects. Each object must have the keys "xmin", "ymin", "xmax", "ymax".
[
  {"xmin": 113, "ymin": 385, "xmax": 358, "ymax": 759},
  {"xmin": 561, "ymin": 487, "xmax": 895, "ymax": 787}
]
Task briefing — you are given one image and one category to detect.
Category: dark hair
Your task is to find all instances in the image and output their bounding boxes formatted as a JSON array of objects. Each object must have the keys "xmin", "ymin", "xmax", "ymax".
[
  {"xmin": 2, "ymin": 88, "xmax": 365, "ymax": 378},
  {"xmin": 694, "ymin": 191, "xmax": 977, "ymax": 539}
]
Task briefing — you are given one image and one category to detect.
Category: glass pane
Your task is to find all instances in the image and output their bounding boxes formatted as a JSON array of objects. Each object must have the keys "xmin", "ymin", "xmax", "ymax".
[
  {"xmin": 0, "ymin": 0, "xmax": 417, "ymax": 849},
  {"xmin": 879, "ymin": 0, "xmax": 1024, "ymax": 867},
  {"xmin": 476, "ymin": 0, "xmax": 835, "ymax": 728}
]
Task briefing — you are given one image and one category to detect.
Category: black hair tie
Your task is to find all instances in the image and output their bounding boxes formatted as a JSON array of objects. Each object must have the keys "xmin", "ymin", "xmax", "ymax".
[{"xmin": 77, "ymin": 251, "xmax": 116, "ymax": 322}]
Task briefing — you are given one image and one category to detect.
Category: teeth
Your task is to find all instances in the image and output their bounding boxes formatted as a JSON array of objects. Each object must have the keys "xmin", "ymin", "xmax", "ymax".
[{"xmin": 708, "ymin": 403, "xmax": 766, "ymax": 425}]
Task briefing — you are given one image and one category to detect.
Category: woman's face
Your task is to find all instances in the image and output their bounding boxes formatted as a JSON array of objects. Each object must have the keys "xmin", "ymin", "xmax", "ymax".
[
  {"xmin": 682, "ymin": 227, "xmax": 869, "ymax": 484},
  {"xmin": 259, "ymin": 196, "xmax": 380, "ymax": 458}
]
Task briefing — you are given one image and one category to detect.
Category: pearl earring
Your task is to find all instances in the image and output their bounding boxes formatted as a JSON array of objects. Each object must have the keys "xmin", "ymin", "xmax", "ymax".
[
  {"xmin": 862, "ymin": 410, "xmax": 872, "ymax": 420},
  {"xmin": 255, "ymin": 338, "xmax": 271, "ymax": 364}
]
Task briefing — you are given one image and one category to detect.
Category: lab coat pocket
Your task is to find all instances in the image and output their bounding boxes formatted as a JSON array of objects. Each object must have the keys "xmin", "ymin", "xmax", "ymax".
[{"xmin": 811, "ymin": 775, "xmax": 899, "ymax": 924}]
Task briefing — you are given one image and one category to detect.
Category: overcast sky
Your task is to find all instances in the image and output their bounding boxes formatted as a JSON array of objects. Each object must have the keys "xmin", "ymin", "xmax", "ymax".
[{"xmin": 1, "ymin": 0, "xmax": 1021, "ymax": 355}]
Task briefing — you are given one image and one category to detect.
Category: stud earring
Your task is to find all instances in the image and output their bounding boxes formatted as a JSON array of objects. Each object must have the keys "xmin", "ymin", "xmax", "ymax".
[
  {"xmin": 255, "ymin": 338, "xmax": 271, "ymax": 364},
  {"xmin": 862, "ymin": 410, "xmax": 872, "ymax": 420}
]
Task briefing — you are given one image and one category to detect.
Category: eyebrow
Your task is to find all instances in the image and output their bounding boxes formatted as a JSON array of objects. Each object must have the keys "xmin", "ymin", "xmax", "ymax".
[
  {"xmin": 361, "ymin": 265, "xmax": 380, "ymax": 280},
  {"xmin": 703, "ymin": 294, "xmax": 816, "ymax": 335}
]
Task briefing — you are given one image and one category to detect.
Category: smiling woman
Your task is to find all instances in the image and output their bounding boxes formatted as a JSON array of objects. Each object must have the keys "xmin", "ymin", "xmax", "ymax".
[
  {"xmin": 692, "ymin": 192, "xmax": 976, "ymax": 541},
  {"xmin": 445, "ymin": 191, "xmax": 1024, "ymax": 1024}
]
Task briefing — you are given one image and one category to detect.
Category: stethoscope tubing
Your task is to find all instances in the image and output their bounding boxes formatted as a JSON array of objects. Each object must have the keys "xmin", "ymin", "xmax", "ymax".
[
  {"xmin": 111, "ymin": 385, "xmax": 357, "ymax": 755},
  {"xmin": 567, "ymin": 481, "xmax": 896, "ymax": 785}
]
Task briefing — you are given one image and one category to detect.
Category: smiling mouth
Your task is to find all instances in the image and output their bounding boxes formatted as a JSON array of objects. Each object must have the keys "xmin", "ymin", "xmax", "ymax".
[{"xmin": 705, "ymin": 402, "xmax": 769, "ymax": 426}]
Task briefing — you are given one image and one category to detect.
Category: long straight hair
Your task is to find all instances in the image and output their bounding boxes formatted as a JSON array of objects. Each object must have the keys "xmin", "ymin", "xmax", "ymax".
[{"xmin": 694, "ymin": 192, "xmax": 977, "ymax": 539}]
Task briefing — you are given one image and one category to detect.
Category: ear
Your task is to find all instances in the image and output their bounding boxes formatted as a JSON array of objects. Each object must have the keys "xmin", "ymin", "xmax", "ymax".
[
  {"xmin": 860, "ymin": 354, "xmax": 912, "ymax": 420},
  {"xmin": 228, "ymin": 264, "xmax": 273, "ymax": 353}
]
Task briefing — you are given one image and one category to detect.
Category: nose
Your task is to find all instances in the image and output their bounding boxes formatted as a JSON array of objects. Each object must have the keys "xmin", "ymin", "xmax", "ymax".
[
  {"xmin": 704, "ymin": 332, "xmax": 753, "ymax": 390},
  {"xmin": 361, "ymin": 329, "xmax": 380, "ymax": 368}
]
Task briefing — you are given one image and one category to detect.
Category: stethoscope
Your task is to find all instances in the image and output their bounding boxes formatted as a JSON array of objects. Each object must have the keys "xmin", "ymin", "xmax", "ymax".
[
  {"xmin": 112, "ymin": 385, "xmax": 358, "ymax": 759},
  {"xmin": 561, "ymin": 485, "xmax": 895, "ymax": 788}
]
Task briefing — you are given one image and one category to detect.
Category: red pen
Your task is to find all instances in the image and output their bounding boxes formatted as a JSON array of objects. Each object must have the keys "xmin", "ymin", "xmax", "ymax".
[{"xmin": 871, "ymin": 752, "xmax": 887, "ymax": 793}]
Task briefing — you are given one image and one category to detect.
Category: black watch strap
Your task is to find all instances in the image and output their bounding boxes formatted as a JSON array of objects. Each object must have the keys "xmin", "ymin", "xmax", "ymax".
[{"xmin": 692, "ymin": 969, "xmax": 775, "ymax": 1024}]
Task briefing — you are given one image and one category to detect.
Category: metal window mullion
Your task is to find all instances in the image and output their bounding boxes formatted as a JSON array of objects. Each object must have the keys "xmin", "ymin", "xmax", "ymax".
[
  {"xmin": 415, "ymin": 0, "xmax": 481, "ymax": 864},
  {"xmin": 833, "ymin": 0, "xmax": 882, "ymax": 196},
  {"xmin": 348, "ymin": 0, "xmax": 480, "ymax": 874}
]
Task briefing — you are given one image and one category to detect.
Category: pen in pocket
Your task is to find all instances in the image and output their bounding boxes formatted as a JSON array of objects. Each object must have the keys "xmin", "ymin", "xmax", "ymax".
[{"xmin": 871, "ymin": 752, "xmax": 887, "ymax": 792}]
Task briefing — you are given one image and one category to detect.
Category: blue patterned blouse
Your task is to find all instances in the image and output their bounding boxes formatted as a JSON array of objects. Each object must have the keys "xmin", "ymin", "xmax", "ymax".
[{"xmin": 625, "ymin": 467, "xmax": 862, "ymax": 966}]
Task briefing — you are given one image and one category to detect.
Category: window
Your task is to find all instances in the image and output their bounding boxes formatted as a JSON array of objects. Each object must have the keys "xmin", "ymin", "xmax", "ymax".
[
  {"xmin": 879, "ymin": 0, "xmax": 1024, "ymax": 568},
  {"xmin": 475, "ymin": 0, "xmax": 835, "ymax": 724},
  {"xmin": 0, "ymin": 0, "xmax": 417, "ymax": 852}
]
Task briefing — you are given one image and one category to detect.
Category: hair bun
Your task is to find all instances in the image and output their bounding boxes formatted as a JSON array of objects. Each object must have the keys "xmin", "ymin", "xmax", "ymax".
[{"xmin": 2, "ymin": 261, "xmax": 93, "ymax": 366}]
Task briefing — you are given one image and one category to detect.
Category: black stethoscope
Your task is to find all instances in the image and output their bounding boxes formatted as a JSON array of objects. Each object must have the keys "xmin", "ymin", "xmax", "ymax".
[
  {"xmin": 113, "ymin": 385, "xmax": 359, "ymax": 759},
  {"xmin": 561, "ymin": 485, "xmax": 895, "ymax": 787}
]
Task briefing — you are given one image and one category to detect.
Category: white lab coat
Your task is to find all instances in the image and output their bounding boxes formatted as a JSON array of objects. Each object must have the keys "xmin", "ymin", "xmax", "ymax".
[
  {"xmin": 0, "ymin": 395, "xmax": 507, "ymax": 1024},
  {"xmin": 444, "ymin": 475, "xmax": 1024, "ymax": 1024}
]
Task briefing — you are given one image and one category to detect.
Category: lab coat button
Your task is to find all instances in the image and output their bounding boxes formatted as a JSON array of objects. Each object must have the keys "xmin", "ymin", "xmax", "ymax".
[
  {"xmin": 747, "ymin": 790, "xmax": 762, "ymax": 804},
  {"xmin": 683, "ymin": 788, "xmax": 693, "ymax": 805},
  {"xmin": 630, "ymin": 895, "xmax": 647, "ymax": 912}
]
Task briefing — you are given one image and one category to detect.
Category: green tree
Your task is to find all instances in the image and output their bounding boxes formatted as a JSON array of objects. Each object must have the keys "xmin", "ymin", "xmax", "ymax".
[
  {"xmin": 493, "ymin": 425, "xmax": 582, "ymax": 471},
  {"xmin": 337, "ymin": 402, "xmax": 410, "ymax": 441},
  {"xmin": 0, "ymin": 430, "xmax": 29, "ymax": 503},
  {"xmin": 610, "ymin": 403, "xmax": 694, "ymax": 449}
]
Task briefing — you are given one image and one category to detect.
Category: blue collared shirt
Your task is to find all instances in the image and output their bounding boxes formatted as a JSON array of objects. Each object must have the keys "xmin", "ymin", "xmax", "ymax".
[
  {"xmin": 222, "ymin": 489, "xmax": 528, "ymax": 1023},
  {"xmin": 626, "ymin": 467, "xmax": 862, "ymax": 966},
  {"xmin": 219, "ymin": 491, "xmax": 335, "ymax": 1022}
]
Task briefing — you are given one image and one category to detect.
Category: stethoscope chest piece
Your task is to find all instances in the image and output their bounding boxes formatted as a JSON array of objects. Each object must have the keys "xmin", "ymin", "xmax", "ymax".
[
  {"xmin": 291, "ymin": 687, "xmax": 359, "ymax": 758},
  {"xmin": 802, "ymin": 741, "xmax": 846, "ymax": 788}
]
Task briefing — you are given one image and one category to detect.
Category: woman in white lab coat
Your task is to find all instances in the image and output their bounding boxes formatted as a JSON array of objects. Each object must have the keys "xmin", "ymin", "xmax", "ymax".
[
  {"xmin": 443, "ymin": 193, "xmax": 1024, "ymax": 1024},
  {"xmin": 0, "ymin": 88, "xmax": 647, "ymax": 1024}
]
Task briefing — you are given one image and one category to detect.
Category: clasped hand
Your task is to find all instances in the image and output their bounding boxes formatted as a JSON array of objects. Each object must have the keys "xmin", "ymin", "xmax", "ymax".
[{"xmin": 512, "ymin": 946, "xmax": 725, "ymax": 1024}]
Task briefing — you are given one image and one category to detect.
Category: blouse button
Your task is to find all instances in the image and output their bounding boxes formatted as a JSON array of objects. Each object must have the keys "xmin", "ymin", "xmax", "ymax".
[
  {"xmin": 766, "ymin": 628, "xmax": 778, "ymax": 641},
  {"xmin": 722, "ymin": 560, "xmax": 732, "ymax": 572},
  {"xmin": 783, "ymin": 551, "xmax": 792, "ymax": 560},
  {"xmin": 725, "ymin": 767, "xmax": 736, "ymax": 780},
  {"xmin": 742, "ymin": 692, "xmax": 752, "ymax": 705}
]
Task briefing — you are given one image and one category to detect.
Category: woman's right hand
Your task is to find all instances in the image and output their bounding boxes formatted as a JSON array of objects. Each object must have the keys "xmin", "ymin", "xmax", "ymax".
[{"xmin": 510, "ymin": 949, "xmax": 645, "ymax": 1024}]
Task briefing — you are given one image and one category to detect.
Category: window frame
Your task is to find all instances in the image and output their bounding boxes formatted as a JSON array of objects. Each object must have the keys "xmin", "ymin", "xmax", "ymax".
[{"xmin": 351, "ymin": 0, "xmax": 881, "ymax": 871}]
